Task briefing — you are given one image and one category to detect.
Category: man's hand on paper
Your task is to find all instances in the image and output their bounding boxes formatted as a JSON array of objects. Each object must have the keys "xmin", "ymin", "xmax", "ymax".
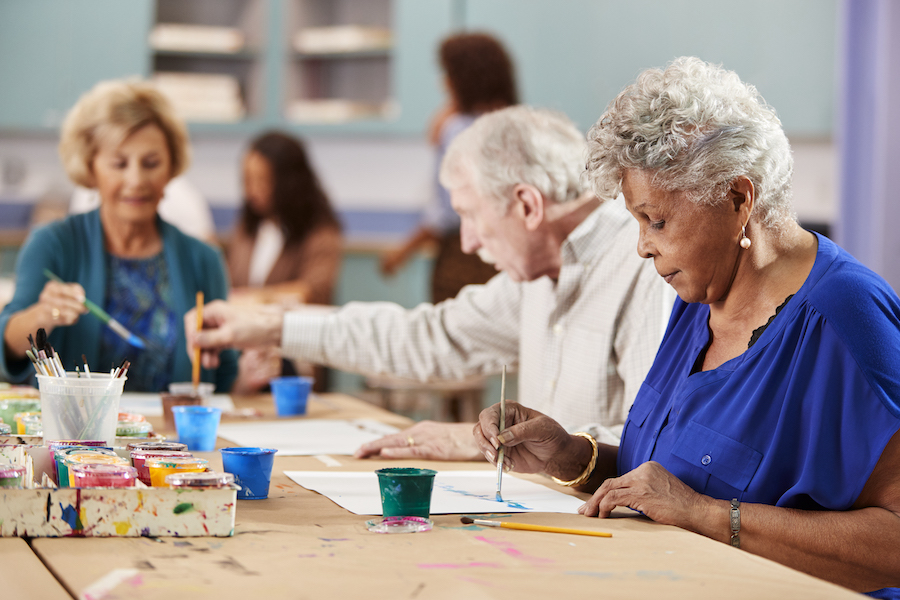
[{"xmin": 355, "ymin": 421, "xmax": 484, "ymax": 461}]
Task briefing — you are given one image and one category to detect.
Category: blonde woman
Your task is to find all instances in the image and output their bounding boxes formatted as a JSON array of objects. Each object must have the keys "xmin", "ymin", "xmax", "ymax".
[{"xmin": 0, "ymin": 79, "xmax": 237, "ymax": 391}]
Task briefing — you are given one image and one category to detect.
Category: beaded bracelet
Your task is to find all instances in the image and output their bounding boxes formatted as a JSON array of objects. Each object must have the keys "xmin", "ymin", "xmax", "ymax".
[{"xmin": 551, "ymin": 432, "xmax": 598, "ymax": 487}]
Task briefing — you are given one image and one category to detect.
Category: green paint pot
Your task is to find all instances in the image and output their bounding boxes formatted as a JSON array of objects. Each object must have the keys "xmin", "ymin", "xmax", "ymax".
[{"xmin": 375, "ymin": 468, "xmax": 437, "ymax": 519}]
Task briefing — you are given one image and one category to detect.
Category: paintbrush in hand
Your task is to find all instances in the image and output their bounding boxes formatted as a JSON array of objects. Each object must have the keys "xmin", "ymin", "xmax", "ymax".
[
  {"xmin": 496, "ymin": 365, "xmax": 507, "ymax": 502},
  {"xmin": 43, "ymin": 269, "xmax": 145, "ymax": 349}
]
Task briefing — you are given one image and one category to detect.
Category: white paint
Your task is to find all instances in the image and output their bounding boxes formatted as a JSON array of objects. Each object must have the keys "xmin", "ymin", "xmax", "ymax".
[{"xmin": 80, "ymin": 568, "xmax": 141, "ymax": 600}]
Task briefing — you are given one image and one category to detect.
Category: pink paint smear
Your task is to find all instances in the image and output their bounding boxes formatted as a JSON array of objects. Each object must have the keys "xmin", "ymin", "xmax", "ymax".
[
  {"xmin": 475, "ymin": 535, "xmax": 554, "ymax": 565},
  {"xmin": 418, "ymin": 562, "xmax": 502, "ymax": 569}
]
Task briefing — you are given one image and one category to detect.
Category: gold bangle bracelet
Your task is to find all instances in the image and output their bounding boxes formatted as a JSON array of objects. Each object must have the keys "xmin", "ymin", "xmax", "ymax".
[{"xmin": 551, "ymin": 432, "xmax": 599, "ymax": 487}]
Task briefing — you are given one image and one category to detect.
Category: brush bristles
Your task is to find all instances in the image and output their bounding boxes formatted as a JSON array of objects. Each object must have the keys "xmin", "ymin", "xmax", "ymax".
[{"xmin": 460, "ymin": 516, "xmax": 475, "ymax": 524}]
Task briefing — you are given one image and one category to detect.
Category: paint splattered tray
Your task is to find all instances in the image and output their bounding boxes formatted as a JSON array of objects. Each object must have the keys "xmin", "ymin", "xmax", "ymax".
[{"xmin": 0, "ymin": 445, "xmax": 237, "ymax": 538}]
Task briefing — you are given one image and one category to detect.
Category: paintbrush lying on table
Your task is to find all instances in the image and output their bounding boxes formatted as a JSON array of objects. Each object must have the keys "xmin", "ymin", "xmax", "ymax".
[{"xmin": 460, "ymin": 516, "xmax": 612, "ymax": 538}]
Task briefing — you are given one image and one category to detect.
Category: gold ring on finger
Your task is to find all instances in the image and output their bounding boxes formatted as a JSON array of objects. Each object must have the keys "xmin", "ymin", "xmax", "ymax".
[
  {"xmin": 51, "ymin": 308, "xmax": 61, "ymax": 321},
  {"xmin": 406, "ymin": 436, "xmax": 415, "ymax": 447}
]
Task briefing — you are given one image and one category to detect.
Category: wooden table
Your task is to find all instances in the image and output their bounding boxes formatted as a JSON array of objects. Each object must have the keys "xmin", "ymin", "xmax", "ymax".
[{"xmin": 20, "ymin": 394, "xmax": 863, "ymax": 599}]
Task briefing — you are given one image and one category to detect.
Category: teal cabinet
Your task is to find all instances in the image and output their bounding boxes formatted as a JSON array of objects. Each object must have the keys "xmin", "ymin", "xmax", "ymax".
[
  {"xmin": 463, "ymin": 0, "xmax": 837, "ymax": 136},
  {"xmin": 0, "ymin": 0, "xmax": 153, "ymax": 131}
]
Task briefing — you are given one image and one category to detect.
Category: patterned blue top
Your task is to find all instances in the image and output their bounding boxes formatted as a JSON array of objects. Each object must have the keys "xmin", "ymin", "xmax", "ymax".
[
  {"xmin": 618, "ymin": 233, "xmax": 900, "ymax": 600},
  {"xmin": 97, "ymin": 253, "xmax": 179, "ymax": 392}
]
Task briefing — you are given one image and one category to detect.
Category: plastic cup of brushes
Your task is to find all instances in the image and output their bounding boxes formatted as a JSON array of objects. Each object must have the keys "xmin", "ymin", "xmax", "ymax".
[{"xmin": 37, "ymin": 373, "xmax": 126, "ymax": 446}]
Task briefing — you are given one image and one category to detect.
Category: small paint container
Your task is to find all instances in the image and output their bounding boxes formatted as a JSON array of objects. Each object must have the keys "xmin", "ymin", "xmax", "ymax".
[
  {"xmin": 375, "ymin": 467, "xmax": 437, "ymax": 519},
  {"xmin": 0, "ymin": 399, "xmax": 40, "ymax": 429},
  {"xmin": 131, "ymin": 450, "xmax": 194, "ymax": 486},
  {"xmin": 49, "ymin": 440, "xmax": 108, "ymax": 485},
  {"xmin": 116, "ymin": 420, "xmax": 153, "ymax": 438},
  {"xmin": 0, "ymin": 465, "xmax": 26, "ymax": 488},
  {"xmin": 14, "ymin": 411, "xmax": 40, "ymax": 434},
  {"xmin": 219, "ymin": 447, "xmax": 277, "ymax": 500},
  {"xmin": 165, "ymin": 471, "xmax": 234, "ymax": 489},
  {"xmin": 20, "ymin": 413, "xmax": 42, "ymax": 436},
  {"xmin": 55, "ymin": 447, "xmax": 117, "ymax": 487},
  {"xmin": 270, "ymin": 376, "xmax": 313, "ymax": 416},
  {"xmin": 118, "ymin": 412, "xmax": 147, "ymax": 422},
  {"xmin": 146, "ymin": 457, "xmax": 209, "ymax": 487},
  {"xmin": 126, "ymin": 441, "xmax": 188, "ymax": 453},
  {"xmin": 63, "ymin": 452, "xmax": 131, "ymax": 487},
  {"xmin": 70, "ymin": 463, "xmax": 138, "ymax": 488},
  {"xmin": 171, "ymin": 405, "xmax": 222, "ymax": 452},
  {"xmin": 0, "ymin": 422, "xmax": 11, "ymax": 435}
]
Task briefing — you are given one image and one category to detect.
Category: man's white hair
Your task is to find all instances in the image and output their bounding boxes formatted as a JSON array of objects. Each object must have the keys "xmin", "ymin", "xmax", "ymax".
[{"xmin": 440, "ymin": 105, "xmax": 589, "ymax": 207}]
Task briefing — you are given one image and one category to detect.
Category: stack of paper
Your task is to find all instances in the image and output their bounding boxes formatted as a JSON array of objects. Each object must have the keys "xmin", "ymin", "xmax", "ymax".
[
  {"xmin": 293, "ymin": 26, "xmax": 392, "ymax": 54},
  {"xmin": 153, "ymin": 72, "xmax": 245, "ymax": 122},
  {"xmin": 149, "ymin": 23, "xmax": 245, "ymax": 54}
]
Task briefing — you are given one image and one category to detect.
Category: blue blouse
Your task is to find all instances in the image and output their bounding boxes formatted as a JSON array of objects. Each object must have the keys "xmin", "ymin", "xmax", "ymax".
[
  {"xmin": 618, "ymin": 233, "xmax": 900, "ymax": 599},
  {"xmin": 97, "ymin": 253, "xmax": 179, "ymax": 392}
]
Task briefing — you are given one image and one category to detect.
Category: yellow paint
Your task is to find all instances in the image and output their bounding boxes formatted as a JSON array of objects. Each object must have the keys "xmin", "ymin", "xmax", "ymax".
[{"xmin": 114, "ymin": 520, "xmax": 132, "ymax": 535}]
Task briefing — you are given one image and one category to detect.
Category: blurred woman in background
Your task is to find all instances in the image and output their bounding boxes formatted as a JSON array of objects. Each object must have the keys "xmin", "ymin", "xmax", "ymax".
[
  {"xmin": 380, "ymin": 32, "xmax": 517, "ymax": 302},
  {"xmin": 226, "ymin": 131, "xmax": 342, "ymax": 392},
  {"xmin": 0, "ymin": 79, "xmax": 237, "ymax": 392}
]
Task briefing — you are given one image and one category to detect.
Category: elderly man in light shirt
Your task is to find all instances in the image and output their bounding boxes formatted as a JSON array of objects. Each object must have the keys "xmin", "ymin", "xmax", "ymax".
[{"xmin": 186, "ymin": 106, "xmax": 675, "ymax": 461}]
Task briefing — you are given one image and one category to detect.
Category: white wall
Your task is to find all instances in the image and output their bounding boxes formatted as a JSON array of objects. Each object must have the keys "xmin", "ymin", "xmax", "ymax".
[{"xmin": 0, "ymin": 134, "xmax": 835, "ymax": 231}]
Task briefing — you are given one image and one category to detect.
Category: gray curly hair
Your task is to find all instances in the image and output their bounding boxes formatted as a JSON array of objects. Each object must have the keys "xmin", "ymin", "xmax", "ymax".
[
  {"xmin": 440, "ymin": 105, "xmax": 589, "ymax": 207},
  {"xmin": 586, "ymin": 57, "xmax": 794, "ymax": 230}
]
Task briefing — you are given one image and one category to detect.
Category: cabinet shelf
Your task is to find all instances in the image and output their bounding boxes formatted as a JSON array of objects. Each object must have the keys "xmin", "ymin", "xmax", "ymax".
[{"xmin": 153, "ymin": 49, "xmax": 259, "ymax": 61}]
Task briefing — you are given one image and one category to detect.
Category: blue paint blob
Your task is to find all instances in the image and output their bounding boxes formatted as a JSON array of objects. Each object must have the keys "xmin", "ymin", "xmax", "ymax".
[
  {"xmin": 59, "ymin": 503, "xmax": 79, "ymax": 530},
  {"xmin": 436, "ymin": 484, "xmax": 533, "ymax": 511}
]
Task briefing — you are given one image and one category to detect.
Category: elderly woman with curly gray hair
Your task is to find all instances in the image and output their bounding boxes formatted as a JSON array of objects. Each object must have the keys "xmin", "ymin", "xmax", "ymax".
[{"xmin": 474, "ymin": 57, "xmax": 900, "ymax": 598}]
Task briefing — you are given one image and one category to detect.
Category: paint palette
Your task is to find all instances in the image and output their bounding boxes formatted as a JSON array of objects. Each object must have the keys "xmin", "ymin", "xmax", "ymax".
[{"xmin": 365, "ymin": 516, "xmax": 433, "ymax": 534}]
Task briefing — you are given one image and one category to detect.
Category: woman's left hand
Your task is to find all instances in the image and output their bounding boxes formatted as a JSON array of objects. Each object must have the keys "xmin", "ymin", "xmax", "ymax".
[{"xmin": 579, "ymin": 461, "xmax": 706, "ymax": 528}]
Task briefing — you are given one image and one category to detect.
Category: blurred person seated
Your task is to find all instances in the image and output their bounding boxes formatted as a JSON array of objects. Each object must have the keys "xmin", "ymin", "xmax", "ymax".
[
  {"xmin": 70, "ymin": 175, "xmax": 217, "ymax": 244},
  {"xmin": 381, "ymin": 32, "xmax": 518, "ymax": 303},
  {"xmin": 0, "ymin": 79, "xmax": 237, "ymax": 392},
  {"xmin": 226, "ymin": 131, "xmax": 342, "ymax": 394}
]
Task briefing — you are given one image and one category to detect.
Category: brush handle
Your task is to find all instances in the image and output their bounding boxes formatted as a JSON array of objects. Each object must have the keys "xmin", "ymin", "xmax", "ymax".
[
  {"xmin": 44, "ymin": 268, "xmax": 114, "ymax": 324},
  {"xmin": 499, "ymin": 522, "xmax": 612, "ymax": 538}
]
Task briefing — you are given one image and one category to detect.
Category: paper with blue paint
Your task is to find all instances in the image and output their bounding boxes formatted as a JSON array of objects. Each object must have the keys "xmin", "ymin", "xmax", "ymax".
[{"xmin": 283, "ymin": 470, "xmax": 585, "ymax": 515}]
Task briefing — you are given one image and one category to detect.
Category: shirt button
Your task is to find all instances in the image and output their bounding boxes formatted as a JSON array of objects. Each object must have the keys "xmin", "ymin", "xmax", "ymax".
[
  {"xmin": 553, "ymin": 324, "xmax": 563, "ymax": 335},
  {"xmin": 701, "ymin": 454, "xmax": 712, "ymax": 466}
]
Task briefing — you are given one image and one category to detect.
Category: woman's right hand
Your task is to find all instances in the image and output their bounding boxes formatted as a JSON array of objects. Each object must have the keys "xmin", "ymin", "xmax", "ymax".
[
  {"xmin": 473, "ymin": 402, "xmax": 586, "ymax": 476},
  {"xmin": 37, "ymin": 280, "xmax": 87, "ymax": 331}
]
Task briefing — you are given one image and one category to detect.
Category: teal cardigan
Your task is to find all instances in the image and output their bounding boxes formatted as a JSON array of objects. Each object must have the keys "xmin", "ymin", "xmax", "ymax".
[{"xmin": 0, "ymin": 210, "xmax": 238, "ymax": 392}]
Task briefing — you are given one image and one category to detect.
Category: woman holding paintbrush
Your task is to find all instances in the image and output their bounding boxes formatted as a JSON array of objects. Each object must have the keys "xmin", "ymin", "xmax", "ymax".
[
  {"xmin": 0, "ymin": 79, "xmax": 237, "ymax": 392},
  {"xmin": 475, "ymin": 58, "xmax": 900, "ymax": 598}
]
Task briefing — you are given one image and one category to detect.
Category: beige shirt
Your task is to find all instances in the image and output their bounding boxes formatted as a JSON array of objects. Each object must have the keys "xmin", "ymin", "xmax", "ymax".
[{"xmin": 282, "ymin": 201, "xmax": 675, "ymax": 444}]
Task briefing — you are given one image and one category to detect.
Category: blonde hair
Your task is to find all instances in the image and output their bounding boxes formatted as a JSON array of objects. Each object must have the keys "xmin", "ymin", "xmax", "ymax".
[{"xmin": 59, "ymin": 79, "xmax": 190, "ymax": 187}]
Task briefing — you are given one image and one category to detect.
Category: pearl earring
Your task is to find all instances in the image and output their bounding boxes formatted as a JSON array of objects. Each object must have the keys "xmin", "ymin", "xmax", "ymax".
[{"xmin": 740, "ymin": 226, "xmax": 751, "ymax": 249}]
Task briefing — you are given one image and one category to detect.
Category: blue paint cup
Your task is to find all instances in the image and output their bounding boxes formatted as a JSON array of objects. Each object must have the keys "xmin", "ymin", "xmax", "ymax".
[
  {"xmin": 171, "ymin": 405, "xmax": 222, "ymax": 452},
  {"xmin": 220, "ymin": 447, "xmax": 277, "ymax": 500},
  {"xmin": 270, "ymin": 376, "xmax": 313, "ymax": 417}
]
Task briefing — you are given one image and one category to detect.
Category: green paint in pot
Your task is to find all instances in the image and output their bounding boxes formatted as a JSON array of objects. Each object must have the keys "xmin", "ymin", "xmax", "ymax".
[{"xmin": 375, "ymin": 468, "xmax": 437, "ymax": 519}]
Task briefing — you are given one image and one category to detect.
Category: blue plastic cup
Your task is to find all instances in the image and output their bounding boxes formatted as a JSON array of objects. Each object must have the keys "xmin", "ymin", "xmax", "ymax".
[
  {"xmin": 270, "ymin": 376, "xmax": 313, "ymax": 417},
  {"xmin": 171, "ymin": 406, "xmax": 222, "ymax": 452},
  {"xmin": 220, "ymin": 447, "xmax": 277, "ymax": 500}
]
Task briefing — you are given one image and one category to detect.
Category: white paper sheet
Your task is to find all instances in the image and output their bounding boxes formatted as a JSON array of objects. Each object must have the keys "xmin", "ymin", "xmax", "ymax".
[
  {"xmin": 284, "ymin": 470, "xmax": 585, "ymax": 515},
  {"xmin": 217, "ymin": 419, "xmax": 399, "ymax": 455},
  {"xmin": 118, "ymin": 393, "xmax": 235, "ymax": 417}
]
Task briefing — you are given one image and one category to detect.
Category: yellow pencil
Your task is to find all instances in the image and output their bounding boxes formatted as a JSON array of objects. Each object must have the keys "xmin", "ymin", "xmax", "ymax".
[
  {"xmin": 460, "ymin": 516, "xmax": 612, "ymax": 538},
  {"xmin": 192, "ymin": 291, "xmax": 204, "ymax": 389}
]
